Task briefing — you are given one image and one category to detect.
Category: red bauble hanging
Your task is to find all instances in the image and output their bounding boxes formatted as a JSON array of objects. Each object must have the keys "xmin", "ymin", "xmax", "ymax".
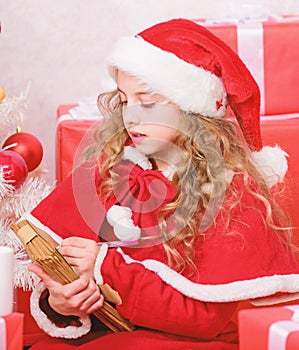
[
  {"xmin": 2, "ymin": 128, "xmax": 43, "ymax": 172},
  {"xmin": 0, "ymin": 150, "xmax": 28, "ymax": 188}
]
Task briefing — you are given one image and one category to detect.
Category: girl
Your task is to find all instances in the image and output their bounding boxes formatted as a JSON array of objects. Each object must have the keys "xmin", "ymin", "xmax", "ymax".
[{"xmin": 26, "ymin": 18, "xmax": 299, "ymax": 349}]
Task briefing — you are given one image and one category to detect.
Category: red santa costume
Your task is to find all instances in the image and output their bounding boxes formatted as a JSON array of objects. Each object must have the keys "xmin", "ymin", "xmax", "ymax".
[{"xmin": 25, "ymin": 19, "xmax": 299, "ymax": 350}]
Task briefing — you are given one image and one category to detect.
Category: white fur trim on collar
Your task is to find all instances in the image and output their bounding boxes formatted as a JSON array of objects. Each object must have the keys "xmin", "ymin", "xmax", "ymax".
[
  {"xmin": 107, "ymin": 36, "xmax": 227, "ymax": 117},
  {"xmin": 123, "ymin": 145, "xmax": 176, "ymax": 180},
  {"xmin": 116, "ymin": 248, "xmax": 299, "ymax": 304},
  {"xmin": 30, "ymin": 281, "xmax": 91, "ymax": 339},
  {"xmin": 123, "ymin": 146, "xmax": 152, "ymax": 170},
  {"xmin": 161, "ymin": 164, "xmax": 177, "ymax": 181}
]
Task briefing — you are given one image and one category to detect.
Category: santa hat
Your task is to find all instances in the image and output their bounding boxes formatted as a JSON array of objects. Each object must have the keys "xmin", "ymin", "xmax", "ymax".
[{"xmin": 107, "ymin": 18, "xmax": 288, "ymax": 187}]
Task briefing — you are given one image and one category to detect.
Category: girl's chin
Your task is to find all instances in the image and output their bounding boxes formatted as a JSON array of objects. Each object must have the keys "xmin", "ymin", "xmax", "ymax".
[{"xmin": 133, "ymin": 144, "xmax": 150, "ymax": 155}]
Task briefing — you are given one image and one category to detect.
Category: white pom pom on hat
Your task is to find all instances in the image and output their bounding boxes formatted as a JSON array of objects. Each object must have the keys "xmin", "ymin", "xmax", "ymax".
[
  {"xmin": 107, "ymin": 18, "xmax": 288, "ymax": 187},
  {"xmin": 252, "ymin": 146, "xmax": 289, "ymax": 188}
]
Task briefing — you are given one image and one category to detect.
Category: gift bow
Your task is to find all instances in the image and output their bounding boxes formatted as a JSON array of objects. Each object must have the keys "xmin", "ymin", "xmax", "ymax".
[
  {"xmin": 0, "ymin": 318, "xmax": 7, "ymax": 350},
  {"xmin": 268, "ymin": 305, "xmax": 299, "ymax": 349}
]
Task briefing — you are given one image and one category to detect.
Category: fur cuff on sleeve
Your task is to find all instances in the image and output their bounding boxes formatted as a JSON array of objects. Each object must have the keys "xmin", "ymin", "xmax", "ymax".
[
  {"xmin": 30, "ymin": 281, "xmax": 92, "ymax": 339},
  {"xmin": 94, "ymin": 243, "xmax": 108, "ymax": 285}
]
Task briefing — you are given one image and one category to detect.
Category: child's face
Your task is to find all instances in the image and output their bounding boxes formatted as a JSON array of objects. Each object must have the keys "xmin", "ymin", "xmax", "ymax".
[{"xmin": 117, "ymin": 70, "xmax": 181, "ymax": 169}]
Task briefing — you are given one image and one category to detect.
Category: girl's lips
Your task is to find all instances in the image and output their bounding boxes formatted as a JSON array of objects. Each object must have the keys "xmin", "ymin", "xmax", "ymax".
[{"xmin": 130, "ymin": 131, "xmax": 147, "ymax": 143}]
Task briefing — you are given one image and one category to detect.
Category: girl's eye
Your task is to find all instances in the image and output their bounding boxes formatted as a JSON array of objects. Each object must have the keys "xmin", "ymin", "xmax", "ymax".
[{"xmin": 141, "ymin": 102, "xmax": 155, "ymax": 109}]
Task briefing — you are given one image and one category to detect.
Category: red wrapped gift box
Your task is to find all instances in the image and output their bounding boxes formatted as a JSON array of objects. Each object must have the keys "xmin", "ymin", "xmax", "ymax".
[
  {"xmin": 260, "ymin": 115, "xmax": 299, "ymax": 249},
  {"xmin": 238, "ymin": 305, "xmax": 299, "ymax": 349},
  {"xmin": 56, "ymin": 104, "xmax": 99, "ymax": 182},
  {"xmin": 0, "ymin": 312, "xmax": 24, "ymax": 350},
  {"xmin": 194, "ymin": 16, "xmax": 299, "ymax": 116}
]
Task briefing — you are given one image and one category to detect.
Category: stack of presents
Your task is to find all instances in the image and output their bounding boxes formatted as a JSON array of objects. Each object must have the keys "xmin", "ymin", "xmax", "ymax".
[{"xmin": 13, "ymin": 15, "xmax": 299, "ymax": 349}]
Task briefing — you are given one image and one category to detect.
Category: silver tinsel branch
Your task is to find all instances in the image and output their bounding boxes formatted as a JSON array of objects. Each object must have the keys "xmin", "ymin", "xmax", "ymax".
[
  {"xmin": 0, "ymin": 82, "xmax": 30, "ymax": 140},
  {"xmin": 0, "ymin": 167, "xmax": 14, "ymax": 200},
  {"xmin": 0, "ymin": 176, "xmax": 54, "ymax": 219},
  {"xmin": 0, "ymin": 82, "xmax": 55, "ymax": 290},
  {"xmin": 0, "ymin": 176, "xmax": 55, "ymax": 289}
]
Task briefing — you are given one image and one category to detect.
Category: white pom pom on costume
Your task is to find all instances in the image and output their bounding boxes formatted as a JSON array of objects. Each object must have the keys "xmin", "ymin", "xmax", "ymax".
[
  {"xmin": 113, "ymin": 222, "xmax": 141, "ymax": 242},
  {"xmin": 107, "ymin": 205, "xmax": 141, "ymax": 242},
  {"xmin": 106, "ymin": 205, "xmax": 132, "ymax": 227},
  {"xmin": 251, "ymin": 145, "xmax": 289, "ymax": 187}
]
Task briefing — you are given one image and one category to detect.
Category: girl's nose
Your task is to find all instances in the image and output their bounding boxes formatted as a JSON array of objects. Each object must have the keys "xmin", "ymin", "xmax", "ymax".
[{"xmin": 122, "ymin": 103, "xmax": 141, "ymax": 126}]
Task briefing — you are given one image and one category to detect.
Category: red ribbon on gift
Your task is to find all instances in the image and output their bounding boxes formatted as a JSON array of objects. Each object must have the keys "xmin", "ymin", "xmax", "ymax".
[{"xmin": 194, "ymin": 15, "xmax": 299, "ymax": 116}]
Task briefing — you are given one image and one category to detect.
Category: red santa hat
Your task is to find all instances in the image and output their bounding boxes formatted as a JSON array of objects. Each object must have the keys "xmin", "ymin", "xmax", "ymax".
[{"xmin": 107, "ymin": 18, "xmax": 288, "ymax": 187}]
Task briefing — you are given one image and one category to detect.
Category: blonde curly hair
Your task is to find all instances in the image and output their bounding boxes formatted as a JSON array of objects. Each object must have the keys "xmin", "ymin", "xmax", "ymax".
[{"xmin": 86, "ymin": 89, "xmax": 293, "ymax": 274}]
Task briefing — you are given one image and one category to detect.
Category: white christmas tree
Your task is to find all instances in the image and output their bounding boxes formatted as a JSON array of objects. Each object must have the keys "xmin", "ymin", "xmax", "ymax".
[{"xmin": 0, "ymin": 84, "xmax": 54, "ymax": 290}]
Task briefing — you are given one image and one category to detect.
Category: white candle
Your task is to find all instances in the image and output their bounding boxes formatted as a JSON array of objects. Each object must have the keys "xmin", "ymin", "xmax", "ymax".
[{"xmin": 0, "ymin": 246, "xmax": 14, "ymax": 316}]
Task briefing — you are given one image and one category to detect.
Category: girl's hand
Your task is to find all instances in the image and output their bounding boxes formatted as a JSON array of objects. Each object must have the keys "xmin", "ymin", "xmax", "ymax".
[
  {"xmin": 28, "ymin": 263, "xmax": 104, "ymax": 317},
  {"xmin": 58, "ymin": 237, "xmax": 99, "ymax": 278}
]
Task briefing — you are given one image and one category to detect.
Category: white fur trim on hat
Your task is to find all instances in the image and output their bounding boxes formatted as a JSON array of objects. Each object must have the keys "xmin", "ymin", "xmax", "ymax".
[
  {"xmin": 107, "ymin": 36, "xmax": 227, "ymax": 117},
  {"xmin": 251, "ymin": 145, "xmax": 289, "ymax": 187},
  {"xmin": 107, "ymin": 205, "xmax": 141, "ymax": 242},
  {"xmin": 30, "ymin": 281, "xmax": 91, "ymax": 339}
]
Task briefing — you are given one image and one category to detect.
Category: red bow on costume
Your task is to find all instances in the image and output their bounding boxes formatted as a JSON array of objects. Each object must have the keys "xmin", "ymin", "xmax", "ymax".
[{"xmin": 96, "ymin": 159, "xmax": 177, "ymax": 244}]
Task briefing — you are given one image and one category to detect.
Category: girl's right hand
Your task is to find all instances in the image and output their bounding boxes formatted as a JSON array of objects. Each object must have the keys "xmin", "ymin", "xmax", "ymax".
[{"xmin": 28, "ymin": 263, "xmax": 104, "ymax": 318}]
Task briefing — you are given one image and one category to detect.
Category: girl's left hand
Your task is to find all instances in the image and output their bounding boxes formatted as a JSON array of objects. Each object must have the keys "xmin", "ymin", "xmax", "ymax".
[{"xmin": 58, "ymin": 237, "xmax": 99, "ymax": 278}]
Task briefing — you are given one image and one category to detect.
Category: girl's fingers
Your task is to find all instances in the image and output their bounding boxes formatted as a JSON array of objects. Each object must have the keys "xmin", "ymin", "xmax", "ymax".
[
  {"xmin": 61, "ymin": 237, "xmax": 98, "ymax": 250},
  {"xmin": 58, "ymin": 245, "xmax": 82, "ymax": 258},
  {"xmin": 62, "ymin": 236, "xmax": 89, "ymax": 247},
  {"xmin": 80, "ymin": 280, "xmax": 104, "ymax": 314},
  {"xmin": 27, "ymin": 263, "xmax": 43, "ymax": 275},
  {"xmin": 61, "ymin": 275, "xmax": 91, "ymax": 297},
  {"xmin": 59, "ymin": 247, "xmax": 96, "ymax": 264},
  {"xmin": 75, "ymin": 277, "xmax": 99, "ymax": 299},
  {"xmin": 29, "ymin": 264, "xmax": 102, "ymax": 316},
  {"xmin": 28, "ymin": 263, "xmax": 59, "ymax": 289},
  {"xmin": 59, "ymin": 240, "xmax": 98, "ymax": 259},
  {"xmin": 63, "ymin": 278, "xmax": 103, "ymax": 313},
  {"xmin": 28, "ymin": 264, "xmax": 91, "ymax": 297},
  {"xmin": 58, "ymin": 239, "xmax": 99, "ymax": 278},
  {"xmin": 63, "ymin": 256, "xmax": 80, "ymax": 267},
  {"xmin": 85, "ymin": 293, "xmax": 104, "ymax": 314}
]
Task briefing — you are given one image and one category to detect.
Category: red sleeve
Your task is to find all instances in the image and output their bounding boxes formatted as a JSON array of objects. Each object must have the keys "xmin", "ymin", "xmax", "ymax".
[{"xmin": 100, "ymin": 248, "xmax": 238, "ymax": 340}]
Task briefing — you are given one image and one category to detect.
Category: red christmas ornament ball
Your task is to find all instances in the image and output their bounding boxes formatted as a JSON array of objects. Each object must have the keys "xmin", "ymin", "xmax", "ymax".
[
  {"xmin": 2, "ymin": 131, "xmax": 43, "ymax": 172},
  {"xmin": 0, "ymin": 150, "xmax": 28, "ymax": 188}
]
